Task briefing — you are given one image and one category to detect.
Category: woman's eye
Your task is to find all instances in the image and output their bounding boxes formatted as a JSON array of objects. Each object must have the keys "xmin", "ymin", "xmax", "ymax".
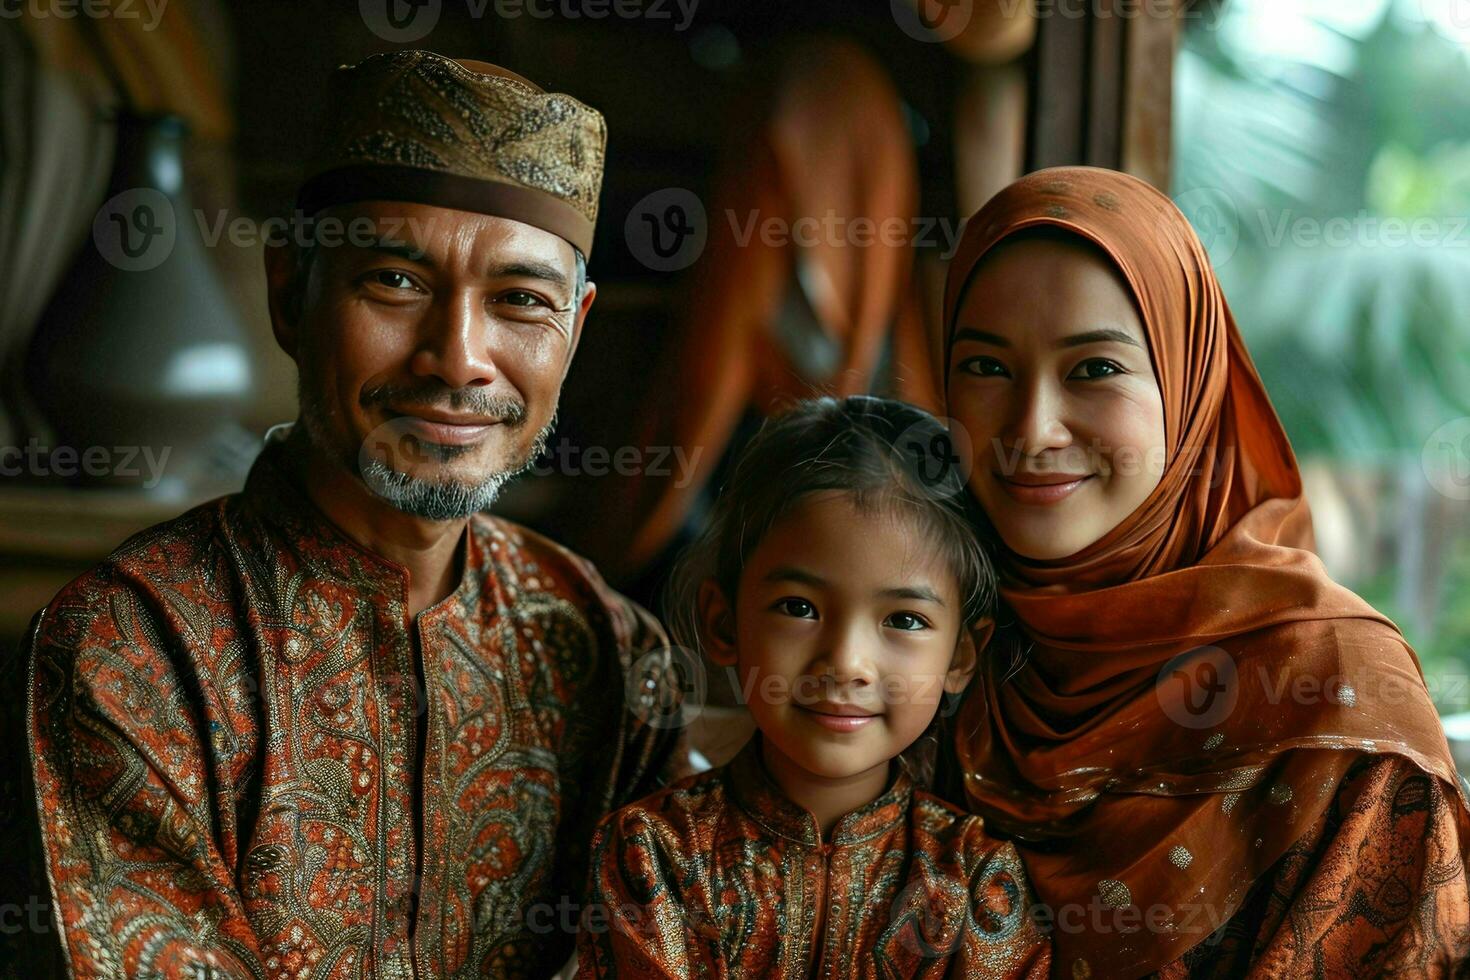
[
  {"xmin": 773, "ymin": 598, "xmax": 818, "ymax": 620},
  {"xmin": 1072, "ymin": 358, "xmax": 1124, "ymax": 380},
  {"xmin": 958, "ymin": 355, "xmax": 1008, "ymax": 378},
  {"xmin": 884, "ymin": 612, "xmax": 930, "ymax": 631}
]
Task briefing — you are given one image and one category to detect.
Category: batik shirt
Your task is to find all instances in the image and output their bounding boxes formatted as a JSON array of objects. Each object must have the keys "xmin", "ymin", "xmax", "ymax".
[
  {"xmin": 23, "ymin": 441, "xmax": 686, "ymax": 978},
  {"xmin": 577, "ymin": 735, "xmax": 1052, "ymax": 978}
]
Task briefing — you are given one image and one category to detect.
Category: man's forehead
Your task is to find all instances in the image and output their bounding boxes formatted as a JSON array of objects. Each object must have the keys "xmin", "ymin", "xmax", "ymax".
[{"xmin": 321, "ymin": 201, "xmax": 577, "ymax": 271}]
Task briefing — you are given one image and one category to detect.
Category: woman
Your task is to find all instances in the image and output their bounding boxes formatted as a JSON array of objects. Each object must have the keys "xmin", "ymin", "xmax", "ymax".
[{"xmin": 942, "ymin": 167, "xmax": 1470, "ymax": 978}]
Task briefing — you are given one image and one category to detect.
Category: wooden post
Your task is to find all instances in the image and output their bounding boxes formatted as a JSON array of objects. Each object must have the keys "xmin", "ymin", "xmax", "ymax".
[{"xmin": 1026, "ymin": 0, "xmax": 1179, "ymax": 190}]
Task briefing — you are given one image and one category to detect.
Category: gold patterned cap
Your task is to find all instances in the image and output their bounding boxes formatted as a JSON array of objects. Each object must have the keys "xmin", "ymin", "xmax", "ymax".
[{"xmin": 297, "ymin": 50, "xmax": 606, "ymax": 256}]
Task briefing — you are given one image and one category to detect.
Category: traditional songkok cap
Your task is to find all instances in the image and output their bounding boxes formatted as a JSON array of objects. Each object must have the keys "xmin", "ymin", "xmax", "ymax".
[{"xmin": 296, "ymin": 49, "xmax": 606, "ymax": 256}]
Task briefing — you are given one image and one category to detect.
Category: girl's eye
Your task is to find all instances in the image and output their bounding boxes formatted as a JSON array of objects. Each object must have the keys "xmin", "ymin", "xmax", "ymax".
[
  {"xmin": 1071, "ymin": 358, "xmax": 1124, "ymax": 380},
  {"xmin": 958, "ymin": 355, "xmax": 1008, "ymax": 378},
  {"xmin": 884, "ymin": 611, "xmax": 931, "ymax": 632},
  {"xmin": 773, "ymin": 598, "xmax": 818, "ymax": 620}
]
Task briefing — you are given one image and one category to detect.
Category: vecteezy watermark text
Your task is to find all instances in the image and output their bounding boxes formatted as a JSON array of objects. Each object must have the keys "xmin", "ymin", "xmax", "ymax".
[
  {"xmin": 358, "ymin": 0, "xmax": 698, "ymax": 42},
  {"xmin": 0, "ymin": 440, "xmax": 171, "ymax": 488},
  {"xmin": 530, "ymin": 439, "xmax": 703, "ymax": 484},
  {"xmin": 0, "ymin": 0, "xmax": 168, "ymax": 30}
]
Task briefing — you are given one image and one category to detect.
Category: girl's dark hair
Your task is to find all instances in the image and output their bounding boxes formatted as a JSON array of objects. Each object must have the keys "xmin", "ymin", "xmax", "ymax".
[{"xmin": 665, "ymin": 394, "xmax": 996, "ymax": 671}]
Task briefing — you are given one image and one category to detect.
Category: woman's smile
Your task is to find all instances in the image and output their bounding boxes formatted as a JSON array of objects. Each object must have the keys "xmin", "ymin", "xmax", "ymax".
[{"xmin": 994, "ymin": 470, "xmax": 1096, "ymax": 505}]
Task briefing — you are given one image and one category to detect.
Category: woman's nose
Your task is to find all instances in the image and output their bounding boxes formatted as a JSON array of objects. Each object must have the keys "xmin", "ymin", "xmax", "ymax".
[{"xmin": 1002, "ymin": 378, "xmax": 1073, "ymax": 456}]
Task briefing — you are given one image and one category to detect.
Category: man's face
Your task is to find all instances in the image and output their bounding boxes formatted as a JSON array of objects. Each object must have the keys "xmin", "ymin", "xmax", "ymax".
[{"xmin": 273, "ymin": 201, "xmax": 592, "ymax": 519}]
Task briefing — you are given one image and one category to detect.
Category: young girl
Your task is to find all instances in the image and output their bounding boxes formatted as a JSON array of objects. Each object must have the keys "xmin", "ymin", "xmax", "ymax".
[{"xmin": 577, "ymin": 396, "xmax": 1051, "ymax": 979}]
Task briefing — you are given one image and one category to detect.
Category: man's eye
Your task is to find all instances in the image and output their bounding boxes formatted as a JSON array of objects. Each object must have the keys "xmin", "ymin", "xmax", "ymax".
[
  {"xmin": 884, "ymin": 612, "xmax": 930, "ymax": 631},
  {"xmin": 959, "ymin": 356, "xmax": 1007, "ymax": 378},
  {"xmin": 1071, "ymin": 358, "xmax": 1123, "ymax": 380},
  {"xmin": 773, "ymin": 598, "xmax": 817, "ymax": 620},
  {"xmin": 369, "ymin": 270, "xmax": 418, "ymax": 291},
  {"xmin": 498, "ymin": 290, "xmax": 549, "ymax": 308}
]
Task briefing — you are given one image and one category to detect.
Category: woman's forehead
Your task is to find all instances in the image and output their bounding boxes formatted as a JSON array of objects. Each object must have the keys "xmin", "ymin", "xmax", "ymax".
[{"xmin": 958, "ymin": 236, "xmax": 1148, "ymax": 343}]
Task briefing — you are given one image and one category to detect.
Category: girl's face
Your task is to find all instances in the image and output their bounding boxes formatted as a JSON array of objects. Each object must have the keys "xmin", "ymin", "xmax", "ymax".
[
  {"xmin": 946, "ymin": 234, "xmax": 1167, "ymax": 561},
  {"xmin": 703, "ymin": 491, "xmax": 974, "ymax": 788}
]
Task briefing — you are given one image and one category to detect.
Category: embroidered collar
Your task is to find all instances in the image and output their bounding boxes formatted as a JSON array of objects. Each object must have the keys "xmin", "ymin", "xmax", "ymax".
[
  {"xmin": 727, "ymin": 733, "xmax": 913, "ymax": 847},
  {"xmin": 238, "ymin": 427, "xmax": 479, "ymax": 618}
]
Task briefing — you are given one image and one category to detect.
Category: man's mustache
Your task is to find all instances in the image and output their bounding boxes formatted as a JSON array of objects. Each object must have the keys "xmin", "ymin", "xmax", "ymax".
[{"xmin": 361, "ymin": 382, "xmax": 528, "ymax": 426}]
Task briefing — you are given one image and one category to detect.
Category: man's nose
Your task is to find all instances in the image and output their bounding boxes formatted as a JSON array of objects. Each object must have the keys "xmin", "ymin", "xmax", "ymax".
[{"xmin": 411, "ymin": 291, "xmax": 499, "ymax": 389}]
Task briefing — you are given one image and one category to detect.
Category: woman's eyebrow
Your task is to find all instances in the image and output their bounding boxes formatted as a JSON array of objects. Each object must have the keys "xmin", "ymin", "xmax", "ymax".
[
  {"xmin": 952, "ymin": 327, "xmax": 1143, "ymax": 349},
  {"xmin": 1057, "ymin": 328, "xmax": 1144, "ymax": 349},
  {"xmin": 953, "ymin": 328, "xmax": 1009, "ymax": 347}
]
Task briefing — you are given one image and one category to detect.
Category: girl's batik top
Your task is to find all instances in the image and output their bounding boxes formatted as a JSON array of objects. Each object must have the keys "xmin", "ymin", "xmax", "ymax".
[{"xmin": 578, "ymin": 734, "xmax": 1051, "ymax": 979}]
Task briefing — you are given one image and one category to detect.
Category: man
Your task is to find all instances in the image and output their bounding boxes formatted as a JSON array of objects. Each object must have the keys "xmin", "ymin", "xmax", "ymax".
[{"xmin": 21, "ymin": 50, "xmax": 685, "ymax": 978}]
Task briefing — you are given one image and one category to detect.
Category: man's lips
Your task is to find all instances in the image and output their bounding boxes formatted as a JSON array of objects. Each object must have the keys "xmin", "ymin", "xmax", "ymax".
[
  {"xmin": 388, "ymin": 407, "xmax": 505, "ymax": 446},
  {"xmin": 994, "ymin": 471, "xmax": 1095, "ymax": 504}
]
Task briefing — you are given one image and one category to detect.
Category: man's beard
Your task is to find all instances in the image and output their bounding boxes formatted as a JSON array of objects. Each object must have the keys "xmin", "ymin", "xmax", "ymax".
[{"xmin": 299, "ymin": 376, "xmax": 556, "ymax": 521}]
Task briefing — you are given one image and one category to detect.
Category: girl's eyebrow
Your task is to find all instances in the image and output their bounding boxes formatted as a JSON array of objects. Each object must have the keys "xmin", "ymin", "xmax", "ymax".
[
  {"xmin": 879, "ymin": 585, "xmax": 945, "ymax": 605},
  {"xmin": 763, "ymin": 565, "xmax": 824, "ymax": 587},
  {"xmin": 763, "ymin": 566, "xmax": 946, "ymax": 606}
]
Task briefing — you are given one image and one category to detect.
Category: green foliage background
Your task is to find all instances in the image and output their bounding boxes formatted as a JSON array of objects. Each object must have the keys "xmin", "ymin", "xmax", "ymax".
[{"xmin": 1174, "ymin": 0, "xmax": 1470, "ymax": 710}]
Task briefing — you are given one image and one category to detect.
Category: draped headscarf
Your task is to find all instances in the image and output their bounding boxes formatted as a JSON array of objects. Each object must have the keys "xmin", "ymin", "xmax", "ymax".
[{"xmin": 941, "ymin": 167, "xmax": 1467, "ymax": 976}]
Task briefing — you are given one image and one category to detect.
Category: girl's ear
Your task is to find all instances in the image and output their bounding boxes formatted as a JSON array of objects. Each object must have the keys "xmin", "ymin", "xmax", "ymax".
[
  {"xmin": 697, "ymin": 578, "xmax": 738, "ymax": 667},
  {"xmin": 945, "ymin": 617, "xmax": 993, "ymax": 694},
  {"xmin": 969, "ymin": 616, "xmax": 995, "ymax": 654}
]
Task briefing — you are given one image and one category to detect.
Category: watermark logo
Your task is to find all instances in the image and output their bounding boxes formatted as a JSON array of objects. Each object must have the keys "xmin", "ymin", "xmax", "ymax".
[
  {"xmin": 1172, "ymin": 187, "xmax": 1241, "ymax": 268},
  {"xmin": 626, "ymin": 645, "xmax": 705, "ymax": 729},
  {"xmin": 625, "ymin": 188, "xmax": 707, "ymax": 272},
  {"xmin": 1423, "ymin": 417, "xmax": 1470, "ymax": 501},
  {"xmin": 358, "ymin": 417, "xmax": 441, "ymax": 495},
  {"xmin": 1418, "ymin": 0, "xmax": 1470, "ymax": 40},
  {"xmin": 1156, "ymin": 645, "xmax": 1238, "ymax": 729},
  {"xmin": 887, "ymin": 878, "xmax": 967, "ymax": 956},
  {"xmin": 891, "ymin": 0, "xmax": 973, "ymax": 42},
  {"xmin": 94, "ymin": 188, "xmax": 175, "ymax": 272},
  {"xmin": 896, "ymin": 416, "xmax": 974, "ymax": 500},
  {"xmin": 360, "ymin": 0, "xmax": 442, "ymax": 41}
]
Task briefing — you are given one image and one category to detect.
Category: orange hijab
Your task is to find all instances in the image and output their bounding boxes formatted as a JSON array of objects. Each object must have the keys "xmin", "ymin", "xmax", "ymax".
[{"xmin": 942, "ymin": 168, "xmax": 1466, "ymax": 976}]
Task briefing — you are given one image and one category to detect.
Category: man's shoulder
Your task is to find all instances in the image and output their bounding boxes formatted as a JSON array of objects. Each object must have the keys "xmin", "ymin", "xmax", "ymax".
[
  {"xmin": 470, "ymin": 512, "xmax": 605, "ymax": 587},
  {"xmin": 33, "ymin": 495, "xmax": 236, "ymax": 647},
  {"xmin": 469, "ymin": 512, "xmax": 665, "ymax": 650}
]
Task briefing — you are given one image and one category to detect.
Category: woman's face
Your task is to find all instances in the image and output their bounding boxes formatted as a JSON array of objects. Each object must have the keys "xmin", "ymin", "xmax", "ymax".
[{"xmin": 947, "ymin": 233, "xmax": 1167, "ymax": 560}]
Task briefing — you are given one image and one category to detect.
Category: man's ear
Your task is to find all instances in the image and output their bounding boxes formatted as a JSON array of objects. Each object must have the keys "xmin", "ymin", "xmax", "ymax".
[
  {"xmin": 945, "ymin": 616, "xmax": 993, "ymax": 695},
  {"xmin": 696, "ymin": 578, "xmax": 737, "ymax": 667},
  {"xmin": 264, "ymin": 241, "xmax": 302, "ymax": 363},
  {"xmin": 565, "ymin": 279, "xmax": 595, "ymax": 366}
]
